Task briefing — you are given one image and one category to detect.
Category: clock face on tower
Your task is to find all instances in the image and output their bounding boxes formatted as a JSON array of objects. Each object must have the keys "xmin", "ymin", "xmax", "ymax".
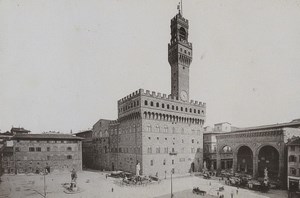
[{"xmin": 180, "ymin": 90, "xmax": 188, "ymax": 101}]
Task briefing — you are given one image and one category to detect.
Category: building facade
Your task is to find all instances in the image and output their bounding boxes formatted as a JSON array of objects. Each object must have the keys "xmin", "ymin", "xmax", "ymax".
[
  {"xmin": 2, "ymin": 134, "xmax": 83, "ymax": 174},
  {"xmin": 215, "ymin": 120, "xmax": 300, "ymax": 188},
  {"xmin": 89, "ymin": 8, "xmax": 206, "ymax": 178},
  {"xmin": 203, "ymin": 122, "xmax": 234, "ymax": 171},
  {"xmin": 75, "ymin": 130, "xmax": 93, "ymax": 169},
  {"xmin": 287, "ymin": 137, "xmax": 300, "ymax": 192}
]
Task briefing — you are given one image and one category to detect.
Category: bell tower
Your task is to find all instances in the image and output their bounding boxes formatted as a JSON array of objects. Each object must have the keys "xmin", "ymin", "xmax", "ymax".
[{"xmin": 168, "ymin": 6, "xmax": 192, "ymax": 102}]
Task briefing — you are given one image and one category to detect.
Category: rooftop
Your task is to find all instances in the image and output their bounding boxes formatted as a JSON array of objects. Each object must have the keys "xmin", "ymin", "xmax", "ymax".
[
  {"xmin": 287, "ymin": 137, "xmax": 300, "ymax": 146},
  {"xmin": 11, "ymin": 127, "xmax": 30, "ymax": 133},
  {"xmin": 220, "ymin": 119, "xmax": 300, "ymax": 135},
  {"xmin": 214, "ymin": 122, "xmax": 231, "ymax": 125},
  {"xmin": 12, "ymin": 133, "xmax": 84, "ymax": 140},
  {"xmin": 75, "ymin": 130, "xmax": 92, "ymax": 135}
]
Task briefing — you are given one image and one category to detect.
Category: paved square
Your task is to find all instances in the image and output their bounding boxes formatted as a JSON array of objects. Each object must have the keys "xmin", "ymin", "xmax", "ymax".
[{"xmin": 0, "ymin": 171, "xmax": 288, "ymax": 198}]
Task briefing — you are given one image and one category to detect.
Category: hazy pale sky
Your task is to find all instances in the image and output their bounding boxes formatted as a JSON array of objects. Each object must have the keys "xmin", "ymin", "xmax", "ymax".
[{"xmin": 1, "ymin": 0, "xmax": 300, "ymax": 133}]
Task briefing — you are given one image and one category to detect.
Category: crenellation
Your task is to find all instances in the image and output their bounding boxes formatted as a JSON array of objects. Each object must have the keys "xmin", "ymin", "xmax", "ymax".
[
  {"xmin": 139, "ymin": 88, "xmax": 144, "ymax": 94},
  {"xmin": 118, "ymin": 90, "xmax": 143, "ymax": 106},
  {"xmin": 152, "ymin": 91, "xmax": 156, "ymax": 97},
  {"xmin": 139, "ymin": 90, "xmax": 206, "ymax": 107}
]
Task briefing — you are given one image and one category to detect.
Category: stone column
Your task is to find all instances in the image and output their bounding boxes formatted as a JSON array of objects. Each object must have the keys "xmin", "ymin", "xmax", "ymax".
[
  {"xmin": 253, "ymin": 154, "xmax": 258, "ymax": 178},
  {"xmin": 216, "ymin": 152, "xmax": 221, "ymax": 170},
  {"xmin": 232, "ymin": 152, "xmax": 237, "ymax": 174},
  {"xmin": 278, "ymin": 153, "xmax": 284, "ymax": 179}
]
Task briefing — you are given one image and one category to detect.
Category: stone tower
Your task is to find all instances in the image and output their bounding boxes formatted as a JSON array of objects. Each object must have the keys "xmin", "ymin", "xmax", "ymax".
[{"xmin": 168, "ymin": 8, "xmax": 193, "ymax": 102}]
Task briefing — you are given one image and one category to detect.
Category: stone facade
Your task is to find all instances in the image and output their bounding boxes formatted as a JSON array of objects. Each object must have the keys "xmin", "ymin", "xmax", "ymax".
[
  {"xmin": 1, "ymin": 134, "xmax": 83, "ymax": 174},
  {"xmin": 287, "ymin": 137, "xmax": 300, "ymax": 192},
  {"xmin": 91, "ymin": 119, "xmax": 112, "ymax": 171},
  {"xmin": 75, "ymin": 130, "xmax": 93, "ymax": 169},
  {"xmin": 203, "ymin": 123, "xmax": 233, "ymax": 171},
  {"xmin": 88, "ymin": 9, "xmax": 206, "ymax": 179},
  {"xmin": 215, "ymin": 121, "xmax": 300, "ymax": 188}
]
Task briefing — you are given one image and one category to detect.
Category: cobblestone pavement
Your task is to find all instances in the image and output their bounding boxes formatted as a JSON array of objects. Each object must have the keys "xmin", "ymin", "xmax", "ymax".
[
  {"xmin": 0, "ymin": 177, "xmax": 11, "ymax": 198},
  {"xmin": 0, "ymin": 171, "xmax": 288, "ymax": 198}
]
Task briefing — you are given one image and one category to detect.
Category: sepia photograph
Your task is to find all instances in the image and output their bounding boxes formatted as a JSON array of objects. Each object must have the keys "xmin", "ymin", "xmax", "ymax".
[{"xmin": 0, "ymin": 0, "xmax": 300, "ymax": 197}]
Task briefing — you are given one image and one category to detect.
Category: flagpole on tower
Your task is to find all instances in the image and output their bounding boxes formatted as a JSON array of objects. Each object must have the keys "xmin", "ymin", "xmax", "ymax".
[{"xmin": 181, "ymin": 0, "xmax": 183, "ymax": 15}]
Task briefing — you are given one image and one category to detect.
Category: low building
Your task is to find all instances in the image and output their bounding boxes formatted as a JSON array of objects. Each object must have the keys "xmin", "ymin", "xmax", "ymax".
[
  {"xmin": 203, "ymin": 123, "xmax": 235, "ymax": 170},
  {"xmin": 0, "ymin": 132, "xmax": 14, "ymax": 176},
  {"xmin": 1, "ymin": 133, "xmax": 83, "ymax": 174},
  {"xmin": 287, "ymin": 137, "xmax": 300, "ymax": 192}
]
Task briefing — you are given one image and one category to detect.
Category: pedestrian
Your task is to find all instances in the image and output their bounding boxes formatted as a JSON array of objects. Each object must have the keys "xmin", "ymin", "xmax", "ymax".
[
  {"xmin": 111, "ymin": 187, "xmax": 114, "ymax": 192},
  {"xmin": 106, "ymin": 174, "xmax": 108, "ymax": 179},
  {"xmin": 236, "ymin": 187, "xmax": 239, "ymax": 194},
  {"xmin": 231, "ymin": 190, "xmax": 234, "ymax": 198}
]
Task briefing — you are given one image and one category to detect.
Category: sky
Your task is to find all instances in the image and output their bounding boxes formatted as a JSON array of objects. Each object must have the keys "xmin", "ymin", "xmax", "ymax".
[{"xmin": 0, "ymin": 0, "xmax": 300, "ymax": 133}]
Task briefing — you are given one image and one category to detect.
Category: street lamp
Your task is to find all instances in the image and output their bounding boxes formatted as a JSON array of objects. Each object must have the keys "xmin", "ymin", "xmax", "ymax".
[
  {"xmin": 169, "ymin": 151, "xmax": 177, "ymax": 198},
  {"xmin": 171, "ymin": 168, "xmax": 174, "ymax": 198},
  {"xmin": 43, "ymin": 168, "xmax": 48, "ymax": 198}
]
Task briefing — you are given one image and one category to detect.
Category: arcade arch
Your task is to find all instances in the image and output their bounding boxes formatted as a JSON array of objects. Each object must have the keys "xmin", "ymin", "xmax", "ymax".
[
  {"xmin": 220, "ymin": 145, "xmax": 233, "ymax": 170},
  {"xmin": 237, "ymin": 146, "xmax": 253, "ymax": 175},
  {"xmin": 257, "ymin": 145, "xmax": 279, "ymax": 178}
]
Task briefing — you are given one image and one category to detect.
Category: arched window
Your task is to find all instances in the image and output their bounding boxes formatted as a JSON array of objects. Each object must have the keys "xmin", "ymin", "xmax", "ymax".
[
  {"xmin": 164, "ymin": 126, "xmax": 168, "ymax": 133},
  {"xmin": 147, "ymin": 125, "xmax": 152, "ymax": 132},
  {"xmin": 167, "ymin": 104, "xmax": 170, "ymax": 109},
  {"xmin": 144, "ymin": 100, "xmax": 148, "ymax": 105},
  {"xmin": 289, "ymin": 155, "xmax": 297, "ymax": 162},
  {"xmin": 179, "ymin": 27, "xmax": 187, "ymax": 41},
  {"xmin": 172, "ymin": 127, "xmax": 176, "ymax": 134},
  {"xmin": 222, "ymin": 146, "xmax": 232, "ymax": 153},
  {"xmin": 162, "ymin": 103, "xmax": 165, "ymax": 108},
  {"xmin": 156, "ymin": 125, "xmax": 160, "ymax": 132},
  {"xmin": 156, "ymin": 102, "xmax": 159, "ymax": 107},
  {"xmin": 150, "ymin": 101, "xmax": 154, "ymax": 106},
  {"xmin": 290, "ymin": 167, "xmax": 296, "ymax": 175}
]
